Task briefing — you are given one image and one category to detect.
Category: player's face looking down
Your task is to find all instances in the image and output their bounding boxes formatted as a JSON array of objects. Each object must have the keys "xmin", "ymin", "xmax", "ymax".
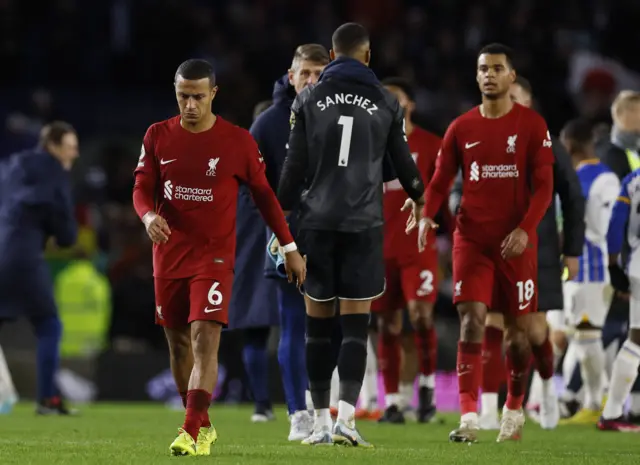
[
  {"xmin": 288, "ymin": 60, "xmax": 326, "ymax": 94},
  {"xmin": 509, "ymin": 83, "xmax": 532, "ymax": 108},
  {"xmin": 476, "ymin": 54, "xmax": 515, "ymax": 100},
  {"xmin": 175, "ymin": 76, "xmax": 218, "ymax": 125},
  {"xmin": 48, "ymin": 132, "xmax": 79, "ymax": 171}
]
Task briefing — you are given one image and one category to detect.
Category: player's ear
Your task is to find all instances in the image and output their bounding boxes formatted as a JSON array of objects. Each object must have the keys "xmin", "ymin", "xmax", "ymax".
[
  {"xmin": 329, "ymin": 49, "xmax": 336, "ymax": 61},
  {"xmin": 210, "ymin": 86, "xmax": 218, "ymax": 100},
  {"xmin": 365, "ymin": 49, "xmax": 371, "ymax": 66},
  {"xmin": 287, "ymin": 69, "xmax": 295, "ymax": 86}
]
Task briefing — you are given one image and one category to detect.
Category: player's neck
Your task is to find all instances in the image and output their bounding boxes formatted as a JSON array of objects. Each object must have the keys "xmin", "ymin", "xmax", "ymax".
[
  {"xmin": 405, "ymin": 119, "xmax": 414, "ymax": 136},
  {"xmin": 574, "ymin": 155, "xmax": 597, "ymax": 169},
  {"xmin": 180, "ymin": 113, "xmax": 216, "ymax": 133},
  {"xmin": 480, "ymin": 97, "xmax": 513, "ymax": 119}
]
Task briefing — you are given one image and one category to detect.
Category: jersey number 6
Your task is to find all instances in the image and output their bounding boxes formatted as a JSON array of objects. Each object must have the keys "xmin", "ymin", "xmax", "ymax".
[
  {"xmin": 207, "ymin": 282, "xmax": 223, "ymax": 306},
  {"xmin": 337, "ymin": 115, "xmax": 354, "ymax": 167}
]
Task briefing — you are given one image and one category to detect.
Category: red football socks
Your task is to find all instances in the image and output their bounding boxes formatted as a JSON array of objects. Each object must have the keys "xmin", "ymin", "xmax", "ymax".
[
  {"xmin": 458, "ymin": 341, "xmax": 482, "ymax": 415},
  {"xmin": 379, "ymin": 332, "xmax": 401, "ymax": 395},
  {"xmin": 531, "ymin": 337, "xmax": 554, "ymax": 380},
  {"xmin": 201, "ymin": 406, "xmax": 212, "ymax": 429},
  {"xmin": 415, "ymin": 327, "xmax": 437, "ymax": 376},
  {"xmin": 183, "ymin": 389, "xmax": 211, "ymax": 440},
  {"xmin": 180, "ymin": 391, "xmax": 188, "ymax": 409},
  {"xmin": 505, "ymin": 346, "xmax": 531, "ymax": 410},
  {"xmin": 482, "ymin": 326, "xmax": 506, "ymax": 393}
]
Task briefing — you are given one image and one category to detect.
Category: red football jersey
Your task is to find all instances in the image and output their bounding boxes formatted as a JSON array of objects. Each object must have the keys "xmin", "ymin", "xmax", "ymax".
[
  {"xmin": 132, "ymin": 116, "xmax": 293, "ymax": 279},
  {"xmin": 383, "ymin": 126, "xmax": 441, "ymax": 260},
  {"xmin": 424, "ymin": 103, "xmax": 554, "ymax": 247}
]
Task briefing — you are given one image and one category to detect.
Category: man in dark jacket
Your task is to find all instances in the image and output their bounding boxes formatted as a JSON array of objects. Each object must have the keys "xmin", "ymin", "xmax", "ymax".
[
  {"xmin": 230, "ymin": 44, "xmax": 330, "ymax": 439},
  {"xmin": 449, "ymin": 77, "xmax": 585, "ymax": 430},
  {"xmin": 0, "ymin": 121, "xmax": 78, "ymax": 415}
]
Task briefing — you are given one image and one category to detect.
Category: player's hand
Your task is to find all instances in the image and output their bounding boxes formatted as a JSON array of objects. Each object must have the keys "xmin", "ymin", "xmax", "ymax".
[
  {"xmin": 142, "ymin": 212, "xmax": 171, "ymax": 244},
  {"xmin": 501, "ymin": 228, "xmax": 528, "ymax": 259},
  {"xmin": 563, "ymin": 256, "xmax": 579, "ymax": 281},
  {"xmin": 284, "ymin": 251, "xmax": 306, "ymax": 288},
  {"xmin": 616, "ymin": 290, "xmax": 631, "ymax": 301}
]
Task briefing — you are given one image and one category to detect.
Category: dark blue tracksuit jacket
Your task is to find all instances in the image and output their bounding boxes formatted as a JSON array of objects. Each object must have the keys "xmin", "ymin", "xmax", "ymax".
[{"xmin": 0, "ymin": 149, "xmax": 77, "ymax": 319}]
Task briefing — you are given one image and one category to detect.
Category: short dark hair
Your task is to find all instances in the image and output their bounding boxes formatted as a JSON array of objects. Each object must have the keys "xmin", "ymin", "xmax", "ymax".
[
  {"xmin": 514, "ymin": 76, "xmax": 532, "ymax": 96},
  {"xmin": 381, "ymin": 77, "xmax": 416, "ymax": 102},
  {"xmin": 291, "ymin": 44, "xmax": 330, "ymax": 69},
  {"xmin": 561, "ymin": 118, "xmax": 594, "ymax": 151},
  {"xmin": 175, "ymin": 59, "xmax": 216, "ymax": 87},
  {"xmin": 332, "ymin": 23, "xmax": 369, "ymax": 56},
  {"xmin": 39, "ymin": 121, "xmax": 75, "ymax": 148},
  {"xmin": 253, "ymin": 100, "xmax": 272, "ymax": 121},
  {"xmin": 478, "ymin": 43, "xmax": 515, "ymax": 68}
]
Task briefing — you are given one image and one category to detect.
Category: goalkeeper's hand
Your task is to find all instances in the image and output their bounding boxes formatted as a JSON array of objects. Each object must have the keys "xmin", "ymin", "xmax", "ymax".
[{"xmin": 269, "ymin": 235, "xmax": 280, "ymax": 256}]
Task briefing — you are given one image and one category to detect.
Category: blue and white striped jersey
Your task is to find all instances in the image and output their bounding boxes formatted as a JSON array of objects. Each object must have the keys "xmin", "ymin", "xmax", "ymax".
[
  {"xmin": 608, "ymin": 168, "xmax": 640, "ymax": 278},
  {"xmin": 574, "ymin": 160, "xmax": 620, "ymax": 283}
]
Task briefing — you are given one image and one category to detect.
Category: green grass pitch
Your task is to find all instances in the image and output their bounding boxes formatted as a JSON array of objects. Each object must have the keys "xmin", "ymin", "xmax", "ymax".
[{"xmin": 0, "ymin": 403, "xmax": 639, "ymax": 464}]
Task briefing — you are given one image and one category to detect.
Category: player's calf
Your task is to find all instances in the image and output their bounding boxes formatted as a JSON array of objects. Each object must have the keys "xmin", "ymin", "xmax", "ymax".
[
  {"xmin": 164, "ymin": 327, "xmax": 193, "ymax": 407},
  {"xmin": 528, "ymin": 313, "xmax": 559, "ymax": 429},
  {"xmin": 305, "ymin": 304, "xmax": 337, "ymax": 437},
  {"xmin": 601, "ymin": 330, "xmax": 640, "ymax": 428},
  {"xmin": 377, "ymin": 310, "xmax": 404, "ymax": 424},
  {"xmin": 408, "ymin": 301, "xmax": 438, "ymax": 423},
  {"xmin": 181, "ymin": 321, "xmax": 221, "ymax": 442},
  {"xmin": 450, "ymin": 302, "xmax": 486, "ymax": 442},
  {"xmin": 504, "ymin": 319, "xmax": 531, "ymax": 413},
  {"xmin": 567, "ymin": 324, "xmax": 605, "ymax": 416},
  {"xmin": 480, "ymin": 316, "xmax": 505, "ymax": 431}
]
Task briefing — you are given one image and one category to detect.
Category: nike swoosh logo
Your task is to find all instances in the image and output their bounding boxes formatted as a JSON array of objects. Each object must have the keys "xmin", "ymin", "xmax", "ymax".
[
  {"xmin": 465, "ymin": 142, "xmax": 481, "ymax": 149},
  {"xmin": 204, "ymin": 307, "xmax": 222, "ymax": 313},
  {"xmin": 160, "ymin": 159, "xmax": 177, "ymax": 165},
  {"xmin": 518, "ymin": 302, "xmax": 530, "ymax": 310}
]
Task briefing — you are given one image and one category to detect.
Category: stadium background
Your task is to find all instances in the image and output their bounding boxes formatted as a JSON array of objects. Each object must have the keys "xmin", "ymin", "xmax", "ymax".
[{"xmin": 0, "ymin": 0, "xmax": 639, "ymax": 406}]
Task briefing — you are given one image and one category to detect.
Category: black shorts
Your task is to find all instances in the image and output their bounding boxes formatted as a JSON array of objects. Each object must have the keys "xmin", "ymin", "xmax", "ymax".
[{"xmin": 298, "ymin": 226, "xmax": 385, "ymax": 301}]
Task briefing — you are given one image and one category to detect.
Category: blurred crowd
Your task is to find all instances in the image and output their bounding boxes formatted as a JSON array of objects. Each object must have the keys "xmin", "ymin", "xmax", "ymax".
[{"xmin": 1, "ymin": 0, "xmax": 640, "ymax": 354}]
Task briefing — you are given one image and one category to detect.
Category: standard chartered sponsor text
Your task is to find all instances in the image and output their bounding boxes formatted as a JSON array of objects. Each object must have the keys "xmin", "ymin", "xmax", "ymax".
[
  {"xmin": 175, "ymin": 185, "xmax": 213, "ymax": 201},
  {"xmin": 482, "ymin": 164, "xmax": 519, "ymax": 178}
]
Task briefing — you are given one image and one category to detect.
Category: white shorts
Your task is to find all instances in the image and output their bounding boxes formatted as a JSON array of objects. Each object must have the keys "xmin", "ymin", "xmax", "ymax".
[
  {"xmin": 629, "ymin": 276, "xmax": 640, "ymax": 329},
  {"xmin": 563, "ymin": 281, "xmax": 613, "ymax": 327},
  {"xmin": 546, "ymin": 309, "xmax": 566, "ymax": 332}
]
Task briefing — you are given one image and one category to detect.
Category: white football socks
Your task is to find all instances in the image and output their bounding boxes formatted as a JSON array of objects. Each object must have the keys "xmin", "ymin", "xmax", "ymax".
[
  {"xmin": 337, "ymin": 400, "xmax": 356, "ymax": 428},
  {"xmin": 399, "ymin": 382, "xmax": 414, "ymax": 409},
  {"xmin": 603, "ymin": 340, "xmax": 640, "ymax": 420},
  {"xmin": 329, "ymin": 368, "xmax": 339, "ymax": 409},
  {"xmin": 574, "ymin": 330, "xmax": 605, "ymax": 410},
  {"xmin": 358, "ymin": 336, "xmax": 378, "ymax": 411}
]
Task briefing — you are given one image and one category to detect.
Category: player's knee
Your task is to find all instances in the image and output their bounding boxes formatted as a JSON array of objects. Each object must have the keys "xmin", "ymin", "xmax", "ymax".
[
  {"xmin": 504, "ymin": 326, "xmax": 528, "ymax": 352},
  {"xmin": 550, "ymin": 330, "xmax": 568, "ymax": 353},
  {"xmin": 32, "ymin": 315, "xmax": 62, "ymax": 340},
  {"xmin": 630, "ymin": 328, "xmax": 640, "ymax": 345},
  {"xmin": 527, "ymin": 314, "xmax": 548, "ymax": 346},
  {"xmin": 408, "ymin": 301, "xmax": 434, "ymax": 329},
  {"xmin": 191, "ymin": 321, "xmax": 222, "ymax": 356},
  {"xmin": 378, "ymin": 311, "xmax": 402, "ymax": 336},
  {"xmin": 458, "ymin": 307, "xmax": 485, "ymax": 342}
]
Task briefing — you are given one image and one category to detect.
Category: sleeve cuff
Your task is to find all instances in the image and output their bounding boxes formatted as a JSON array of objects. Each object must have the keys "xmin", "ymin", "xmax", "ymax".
[{"xmin": 280, "ymin": 242, "xmax": 298, "ymax": 253}]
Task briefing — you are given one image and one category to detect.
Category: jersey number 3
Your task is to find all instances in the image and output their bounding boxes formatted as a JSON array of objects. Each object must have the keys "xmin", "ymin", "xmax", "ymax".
[{"xmin": 337, "ymin": 115, "xmax": 354, "ymax": 167}]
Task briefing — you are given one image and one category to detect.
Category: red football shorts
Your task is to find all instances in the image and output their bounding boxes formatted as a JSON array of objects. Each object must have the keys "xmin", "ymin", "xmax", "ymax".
[
  {"xmin": 372, "ymin": 250, "xmax": 438, "ymax": 312},
  {"xmin": 452, "ymin": 236, "xmax": 537, "ymax": 316},
  {"xmin": 154, "ymin": 272, "xmax": 233, "ymax": 328}
]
